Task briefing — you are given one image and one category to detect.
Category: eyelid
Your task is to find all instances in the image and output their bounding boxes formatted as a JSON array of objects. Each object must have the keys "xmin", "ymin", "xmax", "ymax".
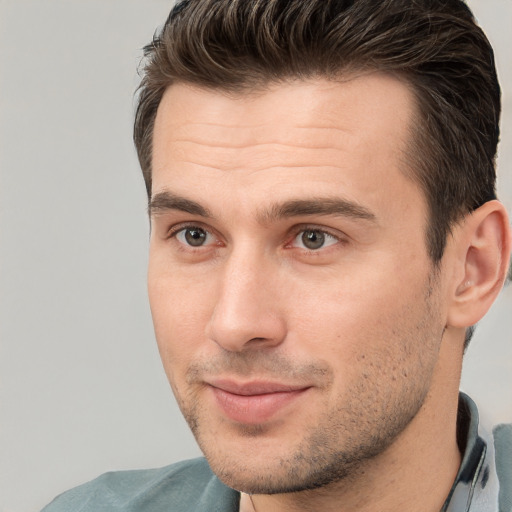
[
  {"xmin": 164, "ymin": 221, "xmax": 346, "ymax": 251},
  {"xmin": 287, "ymin": 224, "xmax": 347, "ymax": 246},
  {"xmin": 167, "ymin": 221, "xmax": 213, "ymax": 239},
  {"xmin": 166, "ymin": 222, "xmax": 224, "ymax": 252}
]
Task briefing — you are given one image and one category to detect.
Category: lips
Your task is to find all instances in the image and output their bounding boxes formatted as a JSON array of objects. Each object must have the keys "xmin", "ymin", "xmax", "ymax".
[{"xmin": 207, "ymin": 379, "xmax": 311, "ymax": 424}]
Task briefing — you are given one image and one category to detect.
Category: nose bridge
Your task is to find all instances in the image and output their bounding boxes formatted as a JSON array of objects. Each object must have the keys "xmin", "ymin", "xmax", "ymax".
[{"xmin": 206, "ymin": 242, "xmax": 285, "ymax": 352}]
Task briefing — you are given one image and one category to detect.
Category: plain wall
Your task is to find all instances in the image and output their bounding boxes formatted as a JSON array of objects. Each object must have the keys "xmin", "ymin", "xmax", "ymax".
[{"xmin": 0, "ymin": 1, "xmax": 510, "ymax": 511}]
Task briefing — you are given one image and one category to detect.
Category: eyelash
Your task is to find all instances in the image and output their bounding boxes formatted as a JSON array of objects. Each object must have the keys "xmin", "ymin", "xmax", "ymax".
[
  {"xmin": 166, "ymin": 223, "xmax": 346, "ymax": 252},
  {"xmin": 167, "ymin": 223, "xmax": 219, "ymax": 249}
]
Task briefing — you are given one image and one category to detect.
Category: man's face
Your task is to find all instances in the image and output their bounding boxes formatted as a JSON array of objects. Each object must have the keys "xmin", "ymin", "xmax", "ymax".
[{"xmin": 148, "ymin": 75, "xmax": 447, "ymax": 493}]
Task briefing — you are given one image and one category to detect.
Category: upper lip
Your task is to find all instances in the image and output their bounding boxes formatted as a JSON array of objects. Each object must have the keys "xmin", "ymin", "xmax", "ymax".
[{"xmin": 206, "ymin": 378, "xmax": 311, "ymax": 396}]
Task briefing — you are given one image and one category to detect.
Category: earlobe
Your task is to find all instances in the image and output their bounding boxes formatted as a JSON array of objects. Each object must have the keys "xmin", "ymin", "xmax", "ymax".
[{"xmin": 447, "ymin": 200, "xmax": 511, "ymax": 329}]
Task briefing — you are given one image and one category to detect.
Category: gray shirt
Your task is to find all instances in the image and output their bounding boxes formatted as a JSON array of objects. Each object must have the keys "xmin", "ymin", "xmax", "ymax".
[{"xmin": 42, "ymin": 394, "xmax": 511, "ymax": 512}]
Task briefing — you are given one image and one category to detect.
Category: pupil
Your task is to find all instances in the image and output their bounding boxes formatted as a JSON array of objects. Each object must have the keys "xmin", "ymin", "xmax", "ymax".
[
  {"xmin": 185, "ymin": 228, "xmax": 206, "ymax": 246},
  {"xmin": 302, "ymin": 230, "xmax": 325, "ymax": 250}
]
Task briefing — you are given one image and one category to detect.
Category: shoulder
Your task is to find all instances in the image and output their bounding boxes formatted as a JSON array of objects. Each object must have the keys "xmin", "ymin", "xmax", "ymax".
[
  {"xmin": 41, "ymin": 458, "xmax": 240, "ymax": 512},
  {"xmin": 493, "ymin": 424, "xmax": 512, "ymax": 512}
]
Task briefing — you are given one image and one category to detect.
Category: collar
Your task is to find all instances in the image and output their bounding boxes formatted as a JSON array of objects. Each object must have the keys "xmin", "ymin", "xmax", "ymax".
[{"xmin": 441, "ymin": 393, "xmax": 500, "ymax": 512}]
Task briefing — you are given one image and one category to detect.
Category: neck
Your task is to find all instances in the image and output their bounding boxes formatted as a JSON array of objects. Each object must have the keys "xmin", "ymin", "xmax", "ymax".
[{"xmin": 241, "ymin": 335, "xmax": 464, "ymax": 512}]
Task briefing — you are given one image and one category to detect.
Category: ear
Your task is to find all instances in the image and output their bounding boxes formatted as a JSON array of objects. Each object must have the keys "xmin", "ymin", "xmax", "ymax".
[{"xmin": 446, "ymin": 200, "xmax": 511, "ymax": 329}]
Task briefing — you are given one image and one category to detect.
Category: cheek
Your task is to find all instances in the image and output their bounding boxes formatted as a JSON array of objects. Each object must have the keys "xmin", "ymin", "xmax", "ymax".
[
  {"xmin": 148, "ymin": 262, "xmax": 217, "ymax": 378},
  {"xmin": 285, "ymin": 261, "xmax": 436, "ymax": 372}
]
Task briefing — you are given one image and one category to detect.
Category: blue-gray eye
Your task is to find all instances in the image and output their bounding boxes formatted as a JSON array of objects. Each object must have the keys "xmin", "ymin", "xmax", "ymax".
[
  {"xmin": 302, "ymin": 230, "xmax": 325, "ymax": 249},
  {"xmin": 293, "ymin": 229, "xmax": 338, "ymax": 250},
  {"xmin": 177, "ymin": 227, "xmax": 210, "ymax": 247}
]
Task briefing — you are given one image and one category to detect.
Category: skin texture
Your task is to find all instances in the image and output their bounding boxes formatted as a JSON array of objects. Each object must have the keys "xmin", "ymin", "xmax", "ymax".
[{"xmin": 148, "ymin": 75, "xmax": 510, "ymax": 512}]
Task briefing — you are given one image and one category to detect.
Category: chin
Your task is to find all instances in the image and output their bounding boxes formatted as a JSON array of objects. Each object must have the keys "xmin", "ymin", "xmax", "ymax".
[{"xmin": 195, "ymin": 424, "xmax": 386, "ymax": 495}]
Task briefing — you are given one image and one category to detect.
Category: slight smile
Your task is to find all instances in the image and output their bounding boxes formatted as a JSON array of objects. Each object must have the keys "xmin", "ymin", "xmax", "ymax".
[{"xmin": 207, "ymin": 379, "xmax": 312, "ymax": 424}]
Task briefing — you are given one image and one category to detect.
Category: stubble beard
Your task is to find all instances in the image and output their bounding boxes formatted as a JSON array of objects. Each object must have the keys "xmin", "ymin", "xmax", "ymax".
[
  {"xmin": 179, "ymin": 374, "xmax": 433, "ymax": 495},
  {"xmin": 171, "ymin": 276, "xmax": 444, "ymax": 495}
]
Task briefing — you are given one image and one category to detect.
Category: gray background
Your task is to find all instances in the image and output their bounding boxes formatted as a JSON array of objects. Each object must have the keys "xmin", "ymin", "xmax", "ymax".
[{"xmin": 0, "ymin": 1, "xmax": 510, "ymax": 511}]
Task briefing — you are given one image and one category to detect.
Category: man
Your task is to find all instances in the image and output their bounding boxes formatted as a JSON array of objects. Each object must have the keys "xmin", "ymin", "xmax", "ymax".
[{"xmin": 43, "ymin": 1, "xmax": 511, "ymax": 511}]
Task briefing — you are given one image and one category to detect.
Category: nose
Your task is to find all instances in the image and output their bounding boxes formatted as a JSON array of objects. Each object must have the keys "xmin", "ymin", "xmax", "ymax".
[{"xmin": 205, "ymin": 249, "xmax": 287, "ymax": 352}]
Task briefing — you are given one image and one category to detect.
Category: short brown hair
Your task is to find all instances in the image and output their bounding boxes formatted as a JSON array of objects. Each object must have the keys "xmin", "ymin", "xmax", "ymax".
[{"xmin": 134, "ymin": 0, "xmax": 500, "ymax": 263}]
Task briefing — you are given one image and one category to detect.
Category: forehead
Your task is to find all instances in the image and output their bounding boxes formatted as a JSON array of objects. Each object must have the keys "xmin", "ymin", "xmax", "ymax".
[
  {"xmin": 153, "ymin": 74, "xmax": 415, "ymax": 152},
  {"xmin": 151, "ymin": 74, "xmax": 422, "ymax": 225}
]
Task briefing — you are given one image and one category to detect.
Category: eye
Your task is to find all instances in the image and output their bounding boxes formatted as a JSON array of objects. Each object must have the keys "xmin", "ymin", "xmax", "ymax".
[
  {"xmin": 175, "ymin": 226, "xmax": 214, "ymax": 247},
  {"xmin": 292, "ymin": 229, "xmax": 339, "ymax": 250}
]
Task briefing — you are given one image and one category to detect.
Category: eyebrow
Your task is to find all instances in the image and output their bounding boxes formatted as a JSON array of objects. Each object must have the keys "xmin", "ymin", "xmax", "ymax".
[
  {"xmin": 149, "ymin": 190, "xmax": 377, "ymax": 224},
  {"xmin": 149, "ymin": 191, "xmax": 213, "ymax": 218},
  {"xmin": 260, "ymin": 198, "xmax": 377, "ymax": 224}
]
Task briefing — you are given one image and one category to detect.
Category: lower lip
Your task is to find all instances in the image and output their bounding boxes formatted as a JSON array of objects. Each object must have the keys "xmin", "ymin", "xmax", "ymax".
[{"xmin": 210, "ymin": 386, "xmax": 309, "ymax": 424}]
